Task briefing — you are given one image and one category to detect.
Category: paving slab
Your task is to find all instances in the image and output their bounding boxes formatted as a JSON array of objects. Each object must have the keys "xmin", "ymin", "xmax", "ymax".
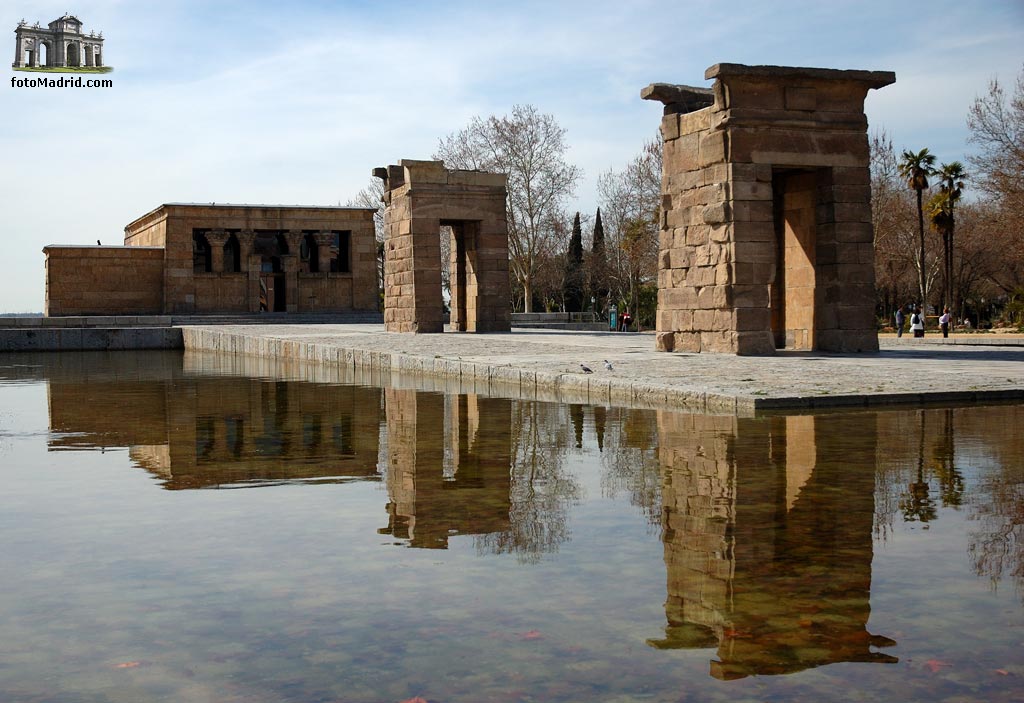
[{"xmin": 180, "ymin": 324, "xmax": 1024, "ymax": 414}]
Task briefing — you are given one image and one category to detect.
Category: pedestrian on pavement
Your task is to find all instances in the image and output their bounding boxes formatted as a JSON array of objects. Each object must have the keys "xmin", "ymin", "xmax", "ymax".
[
  {"xmin": 910, "ymin": 307, "xmax": 925, "ymax": 338},
  {"xmin": 895, "ymin": 307, "xmax": 905, "ymax": 338},
  {"xmin": 939, "ymin": 307, "xmax": 951, "ymax": 338},
  {"xmin": 619, "ymin": 309, "xmax": 633, "ymax": 332}
]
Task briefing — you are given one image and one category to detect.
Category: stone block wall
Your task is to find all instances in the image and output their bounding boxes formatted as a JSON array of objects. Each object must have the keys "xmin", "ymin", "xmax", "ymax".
[
  {"xmin": 44, "ymin": 245, "xmax": 164, "ymax": 316},
  {"xmin": 645, "ymin": 64, "xmax": 894, "ymax": 354},
  {"xmin": 193, "ymin": 274, "xmax": 249, "ymax": 313},
  {"xmin": 377, "ymin": 160, "xmax": 511, "ymax": 333}
]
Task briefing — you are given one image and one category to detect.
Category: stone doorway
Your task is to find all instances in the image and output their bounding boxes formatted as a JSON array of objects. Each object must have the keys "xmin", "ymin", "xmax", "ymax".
[
  {"xmin": 259, "ymin": 257, "xmax": 285, "ymax": 312},
  {"xmin": 444, "ymin": 220, "xmax": 480, "ymax": 333},
  {"xmin": 772, "ymin": 170, "xmax": 819, "ymax": 350}
]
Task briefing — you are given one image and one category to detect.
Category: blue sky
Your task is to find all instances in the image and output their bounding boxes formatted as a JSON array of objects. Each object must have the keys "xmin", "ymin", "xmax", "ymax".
[{"xmin": 0, "ymin": 0, "xmax": 1021, "ymax": 312}]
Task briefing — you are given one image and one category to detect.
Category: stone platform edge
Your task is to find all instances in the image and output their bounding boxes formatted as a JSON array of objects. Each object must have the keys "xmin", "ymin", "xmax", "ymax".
[
  {"xmin": 180, "ymin": 328, "xmax": 1024, "ymax": 415},
  {"xmin": 181, "ymin": 327, "xmax": 755, "ymax": 415}
]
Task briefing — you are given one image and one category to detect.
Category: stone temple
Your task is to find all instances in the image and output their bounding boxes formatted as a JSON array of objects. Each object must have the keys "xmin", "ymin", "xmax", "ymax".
[
  {"xmin": 44, "ymin": 204, "xmax": 379, "ymax": 316},
  {"xmin": 644, "ymin": 63, "xmax": 895, "ymax": 355},
  {"xmin": 13, "ymin": 15, "xmax": 104, "ymax": 69}
]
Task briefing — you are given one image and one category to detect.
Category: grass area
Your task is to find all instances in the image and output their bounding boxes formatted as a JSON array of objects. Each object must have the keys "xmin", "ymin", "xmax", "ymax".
[{"xmin": 13, "ymin": 65, "xmax": 113, "ymax": 74}]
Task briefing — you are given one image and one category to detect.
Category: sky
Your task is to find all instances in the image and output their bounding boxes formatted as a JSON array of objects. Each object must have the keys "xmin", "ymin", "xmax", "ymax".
[{"xmin": 0, "ymin": 0, "xmax": 1021, "ymax": 313}]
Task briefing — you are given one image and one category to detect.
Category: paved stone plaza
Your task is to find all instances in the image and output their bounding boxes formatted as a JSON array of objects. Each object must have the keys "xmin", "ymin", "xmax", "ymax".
[{"xmin": 181, "ymin": 324, "xmax": 1024, "ymax": 413}]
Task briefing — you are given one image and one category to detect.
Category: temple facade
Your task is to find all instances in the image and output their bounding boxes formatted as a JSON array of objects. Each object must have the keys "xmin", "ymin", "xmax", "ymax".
[{"xmin": 44, "ymin": 203, "xmax": 379, "ymax": 316}]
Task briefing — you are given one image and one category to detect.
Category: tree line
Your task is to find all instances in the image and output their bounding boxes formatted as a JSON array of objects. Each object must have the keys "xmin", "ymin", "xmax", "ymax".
[
  {"xmin": 874, "ymin": 66, "xmax": 1024, "ymax": 328},
  {"xmin": 349, "ymin": 65, "xmax": 1023, "ymax": 331}
]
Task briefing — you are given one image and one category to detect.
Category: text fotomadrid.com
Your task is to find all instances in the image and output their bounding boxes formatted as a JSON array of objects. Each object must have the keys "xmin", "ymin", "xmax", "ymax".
[{"xmin": 11, "ymin": 76, "xmax": 113, "ymax": 88}]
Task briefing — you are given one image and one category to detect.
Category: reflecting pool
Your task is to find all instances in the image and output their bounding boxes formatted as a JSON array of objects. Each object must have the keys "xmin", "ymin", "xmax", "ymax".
[{"xmin": 0, "ymin": 351, "xmax": 1021, "ymax": 702}]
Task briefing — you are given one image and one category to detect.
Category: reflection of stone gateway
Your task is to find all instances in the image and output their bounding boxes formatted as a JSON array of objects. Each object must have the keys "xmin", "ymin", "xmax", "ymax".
[
  {"xmin": 381, "ymin": 390, "xmax": 512, "ymax": 548},
  {"xmin": 13, "ymin": 15, "xmax": 104, "ymax": 69},
  {"xmin": 649, "ymin": 412, "xmax": 898, "ymax": 678}
]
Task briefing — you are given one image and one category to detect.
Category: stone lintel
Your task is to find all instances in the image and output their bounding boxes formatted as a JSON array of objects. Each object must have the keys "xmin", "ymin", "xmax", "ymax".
[
  {"xmin": 377, "ymin": 160, "xmax": 507, "ymax": 194},
  {"xmin": 641, "ymin": 83, "xmax": 716, "ymax": 115},
  {"xmin": 705, "ymin": 63, "xmax": 896, "ymax": 90}
]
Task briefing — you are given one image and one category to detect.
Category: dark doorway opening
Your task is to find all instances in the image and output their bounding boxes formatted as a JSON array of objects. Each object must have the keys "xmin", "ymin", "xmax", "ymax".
[
  {"xmin": 260, "ymin": 256, "xmax": 285, "ymax": 312},
  {"xmin": 441, "ymin": 220, "xmax": 479, "ymax": 332},
  {"xmin": 771, "ymin": 170, "xmax": 818, "ymax": 350}
]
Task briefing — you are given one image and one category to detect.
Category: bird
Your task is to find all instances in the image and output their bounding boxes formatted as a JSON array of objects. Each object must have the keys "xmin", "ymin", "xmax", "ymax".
[
  {"xmin": 580, "ymin": 363, "xmax": 593, "ymax": 374},
  {"xmin": 604, "ymin": 359, "xmax": 614, "ymax": 371},
  {"xmin": 96, "ymin": 239, "xmax": 101, "ymax": 245}
]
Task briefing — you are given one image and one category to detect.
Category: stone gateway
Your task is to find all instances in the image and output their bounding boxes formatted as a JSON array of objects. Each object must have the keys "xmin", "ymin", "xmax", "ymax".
[
  {"xmin": 13, "ymin": 15, "xmax": 104, "ymax": 69},
  {"xmin": 644, "ymin": 63, "xmax": 895, "ymax": 355},
  {"xmin": 375, "ymin": 160, "xmax": 511, "ymax": 334}
]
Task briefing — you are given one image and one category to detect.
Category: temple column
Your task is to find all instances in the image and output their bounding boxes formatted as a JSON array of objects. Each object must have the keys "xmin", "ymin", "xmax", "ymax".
[
  {"xmin": 241, "ymin": 230, "xmax": 261, "ymax": 312},
  {"xmin": 281, "ymin": 254, "xmax": 299, "ymax": 313},
  {"xmin": 205, "ymin": 229, "xmax": 229, "ymax": 273},
  {"xmin": 315, "ymin": 231, "xmax": 336, "ymax": 273}
]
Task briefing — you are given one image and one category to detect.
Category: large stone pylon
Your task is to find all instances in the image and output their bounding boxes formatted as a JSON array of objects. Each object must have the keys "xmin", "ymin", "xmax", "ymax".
[{"xmin": 644, "ymin": 63, "xmax": 895, "ymax": 354}]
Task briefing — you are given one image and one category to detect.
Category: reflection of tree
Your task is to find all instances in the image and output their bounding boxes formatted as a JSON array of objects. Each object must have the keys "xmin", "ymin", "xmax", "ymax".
[
  {"xmin": 969, "ymin": 476, "xmax": 1024, "ymax": 599},
  {"xmin": 599, "ymin": 407, "xmax": 661, "ymax": 526},
  {"xmin": 932, "ymin": 408, "xmax": 965, "ymax": 507},
  {"xmin": 475, "ymin": 401, "xmax": 581, "ymax": 562},
  {"xmin": 874, "ymin": 406, "xmax": 1023, "ymax": 598},
  {"xmin": 900, "ymin": 410, "xmax": 938, "ymax": 523}
]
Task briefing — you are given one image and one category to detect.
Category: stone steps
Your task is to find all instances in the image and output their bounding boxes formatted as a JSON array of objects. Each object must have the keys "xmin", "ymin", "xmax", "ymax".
[
  {"xmin": 171, "ymin": 312, "xmax": 383, "ymax": 326},
  {"xmin": 0, "ymin": 312, "xmax": 384, "ymax": 329}
]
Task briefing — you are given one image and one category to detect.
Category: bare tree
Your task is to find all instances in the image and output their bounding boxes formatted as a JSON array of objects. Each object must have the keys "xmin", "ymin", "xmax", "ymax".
[
  {"xmin": 346, "ymin": 179, "xmax": 386, "ymax": 307},
  {"xmin": 967, "ymin": 67, "xmax": 1024, "ymax": 209},
  {"xmin": 967, "ymin": 66, "xmax": 1024, "ymax": 296},
  {"xmin": 435, "ymin": 105, "xmax": 582, "ymax": 312},
  {"xmin": 347, "ymin": 177, "xmax": 453, "ymax": 302},
  {"xmin": 597, "ymin": 135, "xmax": 662, "ymax": 326},
  {"xmin": 872, "ymin": 131, "xmax": 919, "ymax": 316}
]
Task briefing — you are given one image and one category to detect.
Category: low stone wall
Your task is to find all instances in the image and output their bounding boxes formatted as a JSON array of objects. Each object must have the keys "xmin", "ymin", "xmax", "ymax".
[
  {"xmin": 44, "ymin": 246, "xmax": 164, "ymax": 316},
  {"xmin": 0, "ymin": 327, "xmax": 182, "ymax": 352},
  {"xmin": 510, "ymin": 312, "xmax": 607, "ymax": 331}
]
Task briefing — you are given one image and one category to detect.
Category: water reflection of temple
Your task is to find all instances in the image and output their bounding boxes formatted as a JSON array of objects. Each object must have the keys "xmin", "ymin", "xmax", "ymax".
[
  {"xmin": 46, "ymin": 367, "xmax": 383, "ymax": 489},
  {"xmin": 32, "ymin": 352, "xmax": 919, "ymax": 679},
  {"xmin": 648, "ymin": 412, "xmax": 898, "ymax": 678}
]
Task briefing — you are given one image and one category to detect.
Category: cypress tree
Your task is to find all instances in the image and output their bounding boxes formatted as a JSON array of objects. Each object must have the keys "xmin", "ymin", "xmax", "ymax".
[
  {"xmin": 590, "ymin": 208, "xmax": 608, "ymax": 312},
  {"xmin": 563, "ymin": 212, "xmax": 584, "ymax": 312}
]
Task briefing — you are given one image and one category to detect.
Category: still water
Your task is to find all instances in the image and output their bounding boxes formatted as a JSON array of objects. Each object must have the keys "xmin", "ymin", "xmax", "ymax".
[{"xmin": 0, "ymin": 351, "xmax": 1021, "ymax": 703}]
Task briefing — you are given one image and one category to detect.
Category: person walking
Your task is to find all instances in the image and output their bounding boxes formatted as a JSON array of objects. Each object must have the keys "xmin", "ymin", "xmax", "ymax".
[
  {"xmin": 619, "ymin": 309, "xmax": 633, "ymax": 332},
  {"xmin": 939, "ymin": 307, "xmax": 951, "ymax": 338},
  {"xmin": 895, "ymin": 307, "xmax": 905, "ymax": 338},
  {"xmin": 910, "ymin": 307, "xmax": 925, "ymax": 338}
]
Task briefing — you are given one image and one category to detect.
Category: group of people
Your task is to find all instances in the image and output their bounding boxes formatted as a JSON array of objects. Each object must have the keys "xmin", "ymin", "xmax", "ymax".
[{"xmin": 894, "ymin": 305, "xmax": 953, "ymax": 339}]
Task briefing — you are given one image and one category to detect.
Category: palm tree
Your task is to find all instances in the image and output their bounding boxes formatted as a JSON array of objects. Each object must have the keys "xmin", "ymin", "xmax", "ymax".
[
  {"xmin": 936, "ymin": 161, "xmax": 967, "ymax": 314},
  {"xmin": 898, "ymin": 148, "xmax": 937, "ymax": 311}
]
